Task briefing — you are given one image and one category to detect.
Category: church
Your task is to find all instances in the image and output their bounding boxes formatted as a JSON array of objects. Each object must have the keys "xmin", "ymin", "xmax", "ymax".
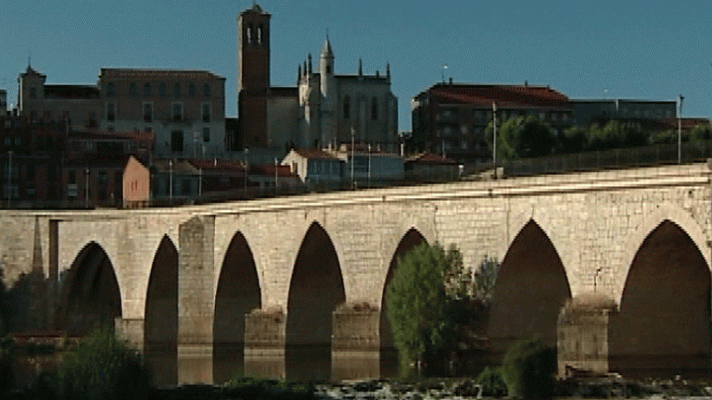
[{"xmin": 237, "ymin": 4, "xmax": 398, "ymax": 154}]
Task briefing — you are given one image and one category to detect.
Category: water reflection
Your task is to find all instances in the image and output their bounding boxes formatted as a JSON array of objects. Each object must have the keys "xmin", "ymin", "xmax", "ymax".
[{"xmin": 144, "ymin": 344, "xmax": 177, "ymax": 386}]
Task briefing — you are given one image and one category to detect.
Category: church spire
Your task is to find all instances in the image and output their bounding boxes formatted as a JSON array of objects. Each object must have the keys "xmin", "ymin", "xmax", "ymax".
[{"xmin": 358, "ymin": 58, "xmax": 363, "ymax": 77}]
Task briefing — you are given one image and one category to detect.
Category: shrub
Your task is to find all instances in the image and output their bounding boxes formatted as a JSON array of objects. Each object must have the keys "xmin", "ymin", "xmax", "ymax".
[
  {"xmin": 500, "ymin": 338, "xmax": 556, "ymax": 399},
  {"xmin": 476, "ymin": 366, "xmax": 507, "ymax": 397},
  {"xmin": 226, "ymin": 377, "xmax": 316, "ymax": 400},
  {"xmin": 57, "ymin": 327, "xmax": 150, "ymax": 400}
]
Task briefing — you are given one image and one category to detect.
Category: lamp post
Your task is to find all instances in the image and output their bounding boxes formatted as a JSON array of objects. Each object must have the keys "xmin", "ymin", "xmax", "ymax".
[
  {"xmin": 350, "ymin": 128, "xmax": 355, "ymax": 189},
  {"xmin": 84, "ymin": 167, "xmax": 90, "ymax": 208},
  {"xmin": 168, "ymin": 160, "xmax": 173, "ymax": 205},
  {"xmin": 678, "ymin": 94, "xmax": 684, "ymax": 164},
  {"xmin": 6, "ymin": 150, "xmax": 12, "ymax": 207},
  {"xmin": 492, "ymin": 101, "xmax": 497, "ymax": 170},
  {"xmin": 244, "ymin": 148, "xmax": 249, "ymax": 197},
  {"xmin": 367, "ymin": 143, "xmax": 371, "ymax": 188},
  {"xmin": 274, "ymin": 158, "xmax": 278, "ymax": 194}
]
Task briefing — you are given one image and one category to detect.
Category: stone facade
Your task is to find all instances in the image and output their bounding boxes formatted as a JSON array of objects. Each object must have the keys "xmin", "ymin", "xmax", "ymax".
[{"xmin": 1, "ymin": 162, "xmax": 711, "ymax": 383}]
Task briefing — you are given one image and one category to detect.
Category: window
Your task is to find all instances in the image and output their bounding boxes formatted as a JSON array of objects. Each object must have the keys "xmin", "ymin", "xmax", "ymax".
[
  {"xmin": 371, "ymin": 97, "xmax": 378, "ymax": 120},
  {"xmin": 106, "ymin": 82, "xmax": 116, "ymax": 97},
  {"xmin": 173, "ymin": 83, "xmax": 181, "ymax": 98},
  {"xmin": 159, "ymin": 82, "xmax": 167, "ymax": 97},
  {"xmin": 171, "ymin": 130, "xmax": 184, "ymax": 152},
  {"xmin": 106, "ymin": 103, "xmax": 115, "ymax": 122},
  {"xmin": 202, "ymin": 102, "xmax": 211, "ymax": 122},
  {"xmin": 202, "ymin": 83, "xmax": 211, "ymax": 98},
  {"xmin": 143, "ymin": 102, "xmax": 153, "ymax": 123},
  {"xmin": 188, "ymin": 83, "xmax": 196, "ymax": 97},
  {"xmin": 343, "ymin": 96, "xmax": 350, "ymax": 119},
  {"xmin": 202, "ymin": 127, "xmax": 210, "ymax": 142},
  {"xmin": 129, "ymin": 83, "xmax": 138, "ymax": 96},
  {"xmin": 172, "ymin": 102, "xmax": 183, "ymax": 122},
  {"xmin": 143, "ymin": 82, "xmax": 152, "ymax": 97}
]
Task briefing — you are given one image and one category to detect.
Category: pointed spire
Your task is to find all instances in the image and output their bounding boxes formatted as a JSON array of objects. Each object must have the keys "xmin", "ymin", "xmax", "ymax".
[
  {"xmin": 386, "ymin": 63, "xmax": 391, "ymax": 80},
  {"xmin": 308, "ymin": 53, "xmax": 312, "ymax": 74},
  {"xmin": 297, "ymin": 64, "xmax": 302, "ymax": 83},
  {"xmin": 358, "ymin": 58, "xmax": 363, "ymax": 76},
  {"xmin": 321, "ymin": 30, "xmax": 333, "ymax": 59}
]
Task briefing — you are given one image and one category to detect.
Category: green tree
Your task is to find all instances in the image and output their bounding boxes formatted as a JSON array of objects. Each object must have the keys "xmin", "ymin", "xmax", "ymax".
[
  {"xmin": 57, "ymin": 328, "xmax": 151, "ymax": 400},
  {"xmin": 386, "ymin": 242, "xmax": 467, "ymax": 371},
  {"xmin": 501, "ymin": 338, "xmax": 556, "ymax": 399},
  {"xmin": 486, "ymin": 115, "xmax": 555, "ymax": 160}
]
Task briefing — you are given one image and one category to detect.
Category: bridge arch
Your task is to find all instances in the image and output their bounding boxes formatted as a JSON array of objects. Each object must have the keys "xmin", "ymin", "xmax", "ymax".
[
  {"xmin": 618, "ymin": 203, "xmax": 710, "ymax": 302},
  {"xmin": 612, "ymin": 219, "xmax": 711, "ymax": 376},
  {"xmin": 379, "ymin": 228, "xmax": 429, "ymax": 350},
  {"xmin": 59, "ymin": 241, "xmax": 122, "ymax": 336},
  {"xmin": 143, "ymin": 235, "xmax": 179, "ymax": 385},
  {"xmin": 487, "ymin": 219, "xmax": 571, "ymax": 353},
  {"xmin": 286, "ymin": 221, "xmax": 346, "ymax": 379},
  {"xmin": 213, "ymin": 230, "xmax": 261, "ymax": 383}
]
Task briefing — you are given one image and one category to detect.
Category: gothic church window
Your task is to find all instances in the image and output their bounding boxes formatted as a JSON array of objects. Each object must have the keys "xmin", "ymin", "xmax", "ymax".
[{"xmin": 343, "ymin": 96, "xmax": 350, "ymax": 119}]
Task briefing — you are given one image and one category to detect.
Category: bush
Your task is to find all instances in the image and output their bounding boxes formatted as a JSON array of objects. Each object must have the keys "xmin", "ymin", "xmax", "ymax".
[
  {"xmin": 500, "ymin": 338, "xmax": 556, "ymax": 399},
  {"xmin": 57, "ymin": 327, "xmax": 151, "ymax": 400},
  {"xmin": 227, "ymin": 377, "xmax": 316, "ymax": 400},
  {"xmin": 476, "ymin": 366, "xmax": 507, "ymax": 397}
]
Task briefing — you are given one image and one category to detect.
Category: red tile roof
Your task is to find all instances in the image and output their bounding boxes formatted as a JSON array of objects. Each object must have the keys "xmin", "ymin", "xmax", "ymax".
[
  {"xmin": 428, "ymin": 83, "xmax": 571, "ymax": 109},
  {"xmin": 292, "ymin": 149, "xmax": 339, "ymax": 160},
  {"xmin": 406, "ymin": 152, "xmax": 457, "ymax": 165}
]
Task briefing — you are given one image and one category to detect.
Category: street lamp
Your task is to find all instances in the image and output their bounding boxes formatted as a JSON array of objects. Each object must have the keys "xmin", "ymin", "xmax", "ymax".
[
  {"xmin": 244, "ymin": 148, "xmax": 249, "ymax": 196},
  {"xmin": 492, "ymin": 101, "xmax": 497, "ymax": 170},
  {"xmin": 168, "ymin": 159, "xmax": 173, "ymax": 204},
  {"xmin": 84, "ymin": 167, "xmax": 90, "ymax": 208},
  {"xmin": 678, "ymin": 94, "xmax": 684, "ymax": 164},
  {"xmin": 6, "ymin": 150, "xmax": 12, "ymax": 207}
]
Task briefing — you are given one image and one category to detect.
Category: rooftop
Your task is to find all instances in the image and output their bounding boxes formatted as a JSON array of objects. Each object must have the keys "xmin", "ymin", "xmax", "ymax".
[{"xmin": 422, "ymin": 83, "xmax": 571, "ymax": 109}]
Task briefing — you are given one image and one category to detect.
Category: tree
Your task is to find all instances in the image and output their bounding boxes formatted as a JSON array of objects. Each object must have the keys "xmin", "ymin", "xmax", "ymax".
[
  {"xmin": 501, "ymin": 338, "xmax": 556, "ymax": 399},
  {"xmin": 385, "ymin": 242, "xmax": 466, "ymax": 371},
  {"xmin": 486, "ymin": 115, "xmax": 555, "ymax": 160}
]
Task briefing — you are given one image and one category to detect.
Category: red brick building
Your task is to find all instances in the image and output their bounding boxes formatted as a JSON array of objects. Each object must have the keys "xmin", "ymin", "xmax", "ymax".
[{"xmin": 411, "ymin": 83, "xmax": 573, "ymax": 162}]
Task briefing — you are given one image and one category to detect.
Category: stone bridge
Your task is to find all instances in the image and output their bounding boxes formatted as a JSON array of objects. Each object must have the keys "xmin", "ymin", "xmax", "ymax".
[{"xmin": 1, "ymin": 163, "xmax": 711, "ymax": 383}]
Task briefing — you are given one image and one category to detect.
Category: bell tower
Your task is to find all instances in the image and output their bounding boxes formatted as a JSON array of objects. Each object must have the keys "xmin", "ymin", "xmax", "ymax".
[{"xmin": 237, "ymin": 3, "xmax": 271, "ymax": 148}]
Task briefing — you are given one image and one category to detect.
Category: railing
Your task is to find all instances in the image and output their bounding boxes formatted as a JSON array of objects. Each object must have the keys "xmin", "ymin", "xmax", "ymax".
[
  {"xmin": 3, "ymin": 141, "xmax": 712, "ymax": 210},
  {"xmin": 502, "ymin": 140, "xmax": 712, "ymax": 177}
]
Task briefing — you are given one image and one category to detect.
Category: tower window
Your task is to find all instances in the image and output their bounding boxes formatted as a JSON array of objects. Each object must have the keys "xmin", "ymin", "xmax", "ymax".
[
  {"xmin": 202, "ymin": 83, "xmax": 211, "ymax": 98},
  {"xmin": 106, "ymin": 103, "xmax": 115, "ymax": 122},
  {"xmin": 202, "ymin": 102, "xmax": 211, "ymax": 122},
  {"xmin": 143, "ymin": 102, "xmax": 153, "ymax": 123},
  {"xmin": 343, "ymin": 96, "xmax": 350, "ymax": 119},
  {"xmin": 106, "ymin": 82, "xmax": 116, "ymax": 97},
  {"xmin": 171, "ymin": 130, "xmax": 184, "ymax": 152},
  {"xmin": 172, "ymin": 102, "xmax": 183, "ymax": 122}
]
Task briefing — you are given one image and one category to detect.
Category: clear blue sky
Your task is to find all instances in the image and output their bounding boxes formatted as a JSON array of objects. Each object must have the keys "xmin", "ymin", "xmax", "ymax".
[{"xmin": 1, "ymin": 0, "xmax": 711, "ymax": 130}]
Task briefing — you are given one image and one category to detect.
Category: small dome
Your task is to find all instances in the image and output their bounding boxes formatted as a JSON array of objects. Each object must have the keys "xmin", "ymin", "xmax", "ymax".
[{"xmin": 566, "ymin": 291, "xmax": 617, "ymax": 311}]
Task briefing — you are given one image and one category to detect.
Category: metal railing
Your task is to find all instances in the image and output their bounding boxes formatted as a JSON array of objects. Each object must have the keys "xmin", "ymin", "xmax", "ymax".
[{"xmin": 502, "ymin": 140, "xmax": 712, "ymax": 177}]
